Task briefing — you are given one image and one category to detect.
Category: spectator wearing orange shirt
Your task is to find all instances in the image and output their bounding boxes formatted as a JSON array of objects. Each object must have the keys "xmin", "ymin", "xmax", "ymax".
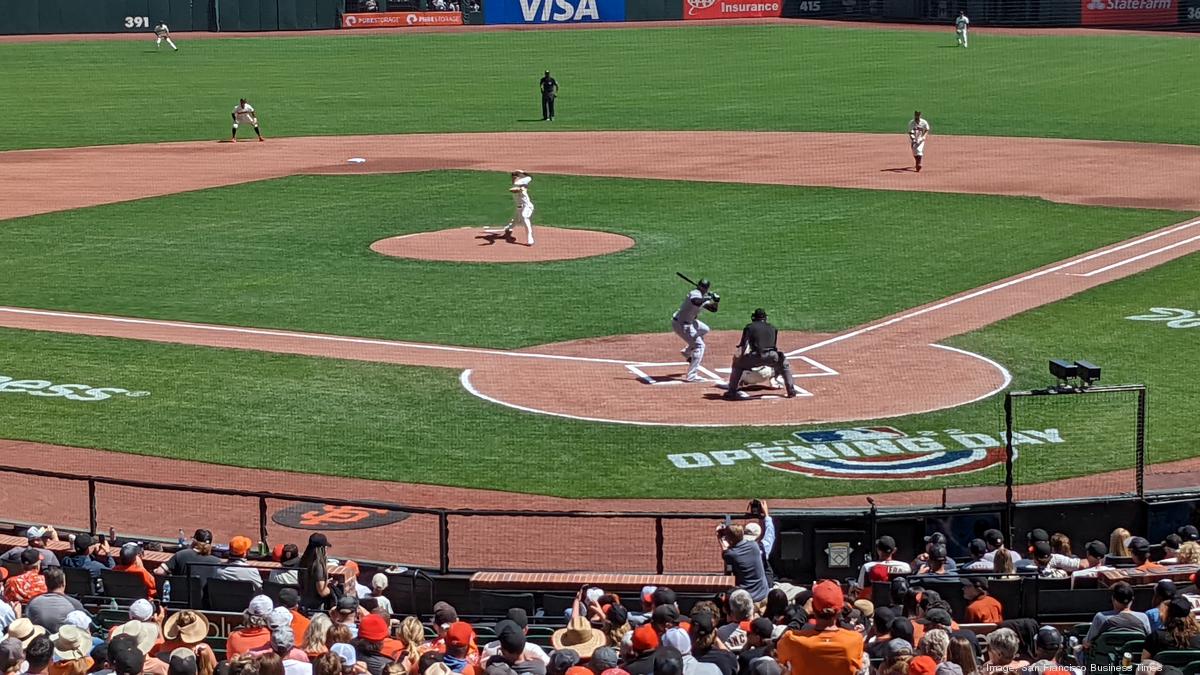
[
  {"xmin": 775, "ymin": 581, "xmax": 864, "ymax": 675},
  {"xmin": 4, "ymin": 549, "xmax": 47, "ymax": 604},
  {"xmin": 113, "ymin": 544, "xmax": 157, "ymax": 599},
  {"xmin": 961, "ymin": 578, "xmax": 1003, "ymax": 624},
  {"xmin": 1130, "ymin": 537, "xmax": 1167, "ymax": 572},
  {"xmin": 227, "ymin": 596, "xmax": 275, "ymax": 659},
  {"xmin": 278, "ymin": 589, "xmax": 311, "ymax": 643}
]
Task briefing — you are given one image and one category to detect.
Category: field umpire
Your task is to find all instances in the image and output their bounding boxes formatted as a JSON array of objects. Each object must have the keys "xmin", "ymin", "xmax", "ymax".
[
  {"xmin": 539, "ymin": 71, "xmax": 558, "ymax": 121},
  {"xmin": 724, "ymin": 308, "xmax": 797, "ymax": 400}
]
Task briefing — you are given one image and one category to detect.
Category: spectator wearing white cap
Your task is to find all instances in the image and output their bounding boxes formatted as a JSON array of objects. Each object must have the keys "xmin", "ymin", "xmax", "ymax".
[
  {"xmin": 661, "ymin": 628, "xmax": 720, "ymax": 675},
  {"xmin": 745, "ymin": 500, "xmax": 777, "ymax": 584},
  {"xmin": 0, "ymin": 527, "xmax": 60, "ymax": 569},
  {"xmin": 227, "ymin": 596, "xmax": 275, "ymax": 659},
  {"xmin": 367, "ymin": 575, "xmax": 393, "ymax": 617}
]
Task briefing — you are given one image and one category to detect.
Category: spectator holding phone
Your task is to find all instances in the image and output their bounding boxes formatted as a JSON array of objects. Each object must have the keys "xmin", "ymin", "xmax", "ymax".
[{"xmin": 717, "ymin": 520, "xmax": 769, "ymax": 602}]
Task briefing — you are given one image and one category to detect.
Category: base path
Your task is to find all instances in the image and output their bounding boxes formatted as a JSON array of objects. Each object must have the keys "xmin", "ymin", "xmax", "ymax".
[{"xmin": 0, "ymin": 132, "xmax": 1198, "ymax": 425}]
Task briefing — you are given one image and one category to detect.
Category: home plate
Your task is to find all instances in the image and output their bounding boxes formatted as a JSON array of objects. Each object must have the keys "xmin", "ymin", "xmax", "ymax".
[{"xmin": 348, "ymin": 158, "xmax": 366, "ymax": 164}]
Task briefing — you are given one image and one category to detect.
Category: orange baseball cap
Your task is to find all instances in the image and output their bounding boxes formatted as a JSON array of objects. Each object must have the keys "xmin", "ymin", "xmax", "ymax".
[
  {"xmin": 812, "ymin": 580, "xmax": 844, "ymax": 615},
  {"xmin": 445, "ymin": 621, "xmax": 474, "ymax": 649},
  {"xmin": 229, "ymin": 536, "xmax": 253, "ymax": 556},
  {"xmin": 630, "ymin": 625, "xmax": 659, "ymax": 653}
]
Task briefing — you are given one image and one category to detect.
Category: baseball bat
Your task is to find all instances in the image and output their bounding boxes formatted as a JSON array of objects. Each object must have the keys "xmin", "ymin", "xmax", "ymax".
[{"xmin": 676, "ymin": 272, "xmax": 700, "ymax": 288}]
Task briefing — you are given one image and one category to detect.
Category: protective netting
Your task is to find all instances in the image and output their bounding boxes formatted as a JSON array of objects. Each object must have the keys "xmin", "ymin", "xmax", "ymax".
[{"xmin": 1007, "ymin": 387, "xmax": 1144, "ymax": 502}]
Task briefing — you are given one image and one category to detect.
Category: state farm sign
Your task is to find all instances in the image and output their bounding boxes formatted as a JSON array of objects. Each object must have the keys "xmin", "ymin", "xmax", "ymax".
[
  {"xmin": 1081, "ymin": 0, "xmax": 1176, "ymax": 25},
  {"xmin": 684, "ymin": 0, "xmax": 783, "ymax": 19}
]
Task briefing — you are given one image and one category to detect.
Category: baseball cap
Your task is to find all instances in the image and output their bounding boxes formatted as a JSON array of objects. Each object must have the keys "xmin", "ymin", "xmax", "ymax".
[
  {"xmin": 64, "ymin": 611, "xmax": 91, "ymax": 631},
  {"xmin": 505, "ymin": 607, "xmax": 529, "ymax": 629},
  {"xmin": 924, "ymin": 609, "xmax": 953, "ymax": 628},
  {"xmin": 129, "ymin": 599, "xmax": 155, "ymax": 622},
  {"xmin": 885, "ymin": 639, "xmax": 913, "ymax": 658},
  {"xmin": 25, "ymin": 527, "xmax": 47, "ymax": 540},
  {"xmin": 876, "ymin": 535, "xmax": 897, "ymax": 553},
  {"xmin": 689, "ymin": 611, "xmax": 714, "ymax": 638},
  {"xmin": 907, "ymin": 655, "xmax": 937, "ymax": 675},
  {"xmin": 749, "ymin": 617, "xmax": 774, "ymax": 639},
  {"xmin": 73, "ymin": 533, "xmax": 93, "ymax": 553},
  {"xmin": 743, "ymin": 523, "xmax": 762, "ymax": 542},
  {"xmin": 606, "ymin": 605, "xmax": 628, "ymax": 627},
  {"xmin": 433, "ymin": 601, "xmax": 458, "ymax": 627},
  {"xmin": 330, "ymin": 643, "xmax": 356, "ymax": 667},
  {"xmin": 1129, "ymin": 536, "xmax": 1151, "ymax": 556},
  {"xmin": 923, "ymin": 532, "xmax": 946, "ymax": 545},
  {"xmin": 1027, "ymin": 528, "xmax": 1050, "ymax": 544},
  {"xmin": 641, "ymin": 586, "xmax": 657, "ymax": 604},
  {"xmin": 748, "ymin": 661, "xmax": 781, "ymax": 675},
  {"xmin": 983, "ymin": 529, "xmax": 1004, "ymax": 547},
  {"xmin": 359, "ymin": 614, "xmax": 387, "ymax": 642},
  {"xmin": 1179, "ymin": 525, "xmax": 1200, "ymax": 541},
  {"xmin": 0, "ymin": 639, "xmax": 23, "ymax": 673},
  {"xmin": 110, "ymin": 638, "xmax": 146, "ymax": 675},
  {"xmin": 963, "ymin": 577, "xmax": 989, "ymax": 591},
  {"xmin": 335, "ymin": 595, "xmax": 359, "ymax": 616},
  {"xmin": 193, "ymin": 529, "xmax": 213, "ymax": 544},
  {"xmin": 278, "ymin": 587, "xmax": 300, "ymax": 608},
  {"xmin": 1085, "ymin": 540, "xmax": 1108, "ymax": 558},
  {"xmin": 19, "ymin": 549, "xmax": 40, "ymax": 566},
  {"xmin": 168, "ymin": 648, "xmax": 198, "ymax": 675},
  {"xmin": 268, "ymin": 607, "xmax": 293, "ymax": 629},
  {"xmin": 661, "ymin": 628, "xmax": 691, "ymax": 656},
  {"xmin": 1035, "ymin": 625, "xmax": 1063, "ymax": 651},
  {"xmin": 652, "ymin": 587, "xmax": 677, "ymax": 608},
  {"xmin": 591, "ymin": 646, "xmax": 619, "ymax": 671},
  {"xmin": 652, "ymin": 605, "xmax": 679, "ymax": 626},
  {"xmin": 1168, "ymin": 596, "xmax": 1194, "ymax": 620},
  {"xmin": 247, "ymin": 595, "xmax": 274, "ymax": 618},
  {"xmin": 812, "ymin": 580, "xmax": 844, "ymax": 616},
  {"xmin": 1156, "ymin": 579, "xmax": 1178, "ymax": 598},
  {"xmin": 928, "ymin": 544, "xmax": 947, "ymax": 562},
  {"xmin": 630, "ymin": 625, "xmax": 659, "ymax": 653},
  {"xmin": 307, "ymin": 532, "xmax": 331, "ymax": 548},
  {"xmin": 445, "ymin": 621, "xmax": 473, "ymax": 649},
  {"xmin": 968, "ymin": 538, "xmax": 987, "ymax": 556},
  {"xmin": 229, "ymin": 536, "xmax": 253, "ymax": 557},
  {"xmin": 1032, "ymin": 541, "xmax": 1053, "ymax": 559},
  {"xmin": 495, "ymin": 620, "xmax": 525, "ymax": 654}
]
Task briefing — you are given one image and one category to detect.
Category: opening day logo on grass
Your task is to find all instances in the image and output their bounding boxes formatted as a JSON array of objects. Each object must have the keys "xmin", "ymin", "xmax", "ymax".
[
  {"xmin": 668, "ymin": 426, "xmax": 1066, "ymax": 480},
  {"xmin": 0, "ymin": 373, "xmax": 149, "ymax": 402}
]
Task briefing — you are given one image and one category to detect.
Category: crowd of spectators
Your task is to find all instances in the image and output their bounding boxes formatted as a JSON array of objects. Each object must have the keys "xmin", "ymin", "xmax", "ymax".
[{"xmin": 0, "ymin": 510, "xmax": 1199, "ymax": 675}]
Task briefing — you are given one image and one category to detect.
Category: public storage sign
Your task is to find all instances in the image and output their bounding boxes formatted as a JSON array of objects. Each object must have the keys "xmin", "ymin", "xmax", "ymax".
[
  {"xmin": 483, "ymin": 0, "xmax": 625, "ymax": 23},
  {"xmin": 1081, "ymin": 0, "xmax": 1176, "ymax": 25},
  {"xmin": 684, "ymin": 0, "xmax": 783, "ymax": 19},
  {"xmin": 342, "ymin": 11, "xmax": 464, "ymax": 28}
]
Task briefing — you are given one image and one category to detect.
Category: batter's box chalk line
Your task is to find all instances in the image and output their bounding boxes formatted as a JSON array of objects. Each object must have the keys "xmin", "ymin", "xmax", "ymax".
[
  {"xmin": 625, "ymin": 363, "xmax": 724, "ymax": 385},
  {"xmin": 710, "ymin": 355, "xmax": 838, "ymax": 378}
]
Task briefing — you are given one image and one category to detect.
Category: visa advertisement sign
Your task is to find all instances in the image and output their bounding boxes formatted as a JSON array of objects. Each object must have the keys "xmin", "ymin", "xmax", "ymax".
[{"xmin": 484, "ymin": 0, "xmax": 625, "ymax": 24}]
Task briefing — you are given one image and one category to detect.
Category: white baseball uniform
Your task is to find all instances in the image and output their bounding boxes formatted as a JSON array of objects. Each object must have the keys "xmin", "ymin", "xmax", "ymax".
[
  {"xmin": 505, "ymin": 175, "xmax": 535, "ymax": 245},
  {"xmin": 672, "ymin": 289, "xmax": 710, "ymax": 381},
  {"xmin": 956, "ymin": 14, "xmax": 970, "ymax": 47},
  {"xmin": 233, "ymin": 102, "xmax": 258, "ymax": 126},
  {"xmin": 154, "ymin": 23, "xmax": 178, "ymax": 50},
  {"xmin": 909, "ymin": 117, "xmax": 930, "ymax": 158}
]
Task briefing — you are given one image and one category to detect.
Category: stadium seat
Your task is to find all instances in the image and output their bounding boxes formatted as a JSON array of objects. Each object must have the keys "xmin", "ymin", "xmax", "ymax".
[
  {"xmin": 204, "ymin": 578, "xmax": 257, "ymax": 612},
  {"xmin": 99, "ymin": 570, "xmax": 150, "ymax": 600},
  {"xmin": 159, "ymin": 575, "xmax": 200, "ymax": 608},
  {"xmin": 540, "ymin": 593, "xmax": 575, "ymax": 618},
  {"xmin": 63, "ymin": 567, "xmax": 95, "ymax": 597},
  {"xmin": 1037, "ymin": 588, "xmax": 1111, "ymax": 621},
  {"xmin": 988, "ymin": 579, "xmax": 1023, "ymax": 619},
  {"xmin": 478, "ymin": 591, "xmax": 535, "ymax": 616},
  {"xmin": 262, "ymin": 581, "xmax": 300, "ymax": 606},
  {"xmin": 1087, "ymin": 630, "xmax": 1147, "ymax": 668},
  {"xmin": 1182, "ymin": 660, "xmax": 1200, "ymax": 675},
  {"xmin": 911, "ymin": 578, "xmax": 969, "ymax": 618},
  {"xmin": 1155, "ymin": 650, "xmax": 1200, "ymax": 668}
]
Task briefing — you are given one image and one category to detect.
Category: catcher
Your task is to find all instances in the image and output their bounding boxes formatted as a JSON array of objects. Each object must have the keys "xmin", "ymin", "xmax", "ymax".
[{"xmin": 723, "ymin": 308, "xmax": 797, "ymax": 400}]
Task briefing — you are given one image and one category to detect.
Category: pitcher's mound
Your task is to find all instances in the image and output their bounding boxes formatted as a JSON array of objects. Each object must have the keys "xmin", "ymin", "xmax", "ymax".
[{"xmin": 370, "ymin": 226, "xmax": 635, "ymax": 263}]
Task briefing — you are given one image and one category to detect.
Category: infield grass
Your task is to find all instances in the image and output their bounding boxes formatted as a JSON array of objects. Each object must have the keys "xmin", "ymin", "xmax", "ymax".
[
  {"xmin": 2, "ymin": 250, "xmax": 1197, "ymax": 499},
  {"xmin": 0, "ymin": 171, "xmax": 1189, "ymax": 347},
  {"xmin": 1, "ymin": 24, "xmax": 1198, "ymax": 150}
]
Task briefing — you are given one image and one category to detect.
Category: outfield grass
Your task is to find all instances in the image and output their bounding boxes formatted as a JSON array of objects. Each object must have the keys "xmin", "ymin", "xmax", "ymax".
[
  {"xmin": 1, "ymin": 231, "xmax": 1197, "ymax": 499},
  {"xmin": 2, "ymin": 25, "xmax": 1198, "ymax": 150},
  {"xmin": 0, "ymin": 171, "xmax": 1190, "ymax": 347}
]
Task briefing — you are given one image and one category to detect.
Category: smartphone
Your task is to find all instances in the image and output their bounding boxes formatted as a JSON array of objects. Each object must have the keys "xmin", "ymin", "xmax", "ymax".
[{"xmin": 97, "ymin": 533, "xmax": 108, "ymax": 545}]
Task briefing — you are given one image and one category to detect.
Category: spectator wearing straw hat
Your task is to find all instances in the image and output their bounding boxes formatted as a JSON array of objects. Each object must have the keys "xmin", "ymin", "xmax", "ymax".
[
  {"xmin": 48, "ymin": 625, "xmax": 93, "ymax": 675},
  {"xmin": 162, "ymin": 610, "xmax": 216, "ymax": 672},
  {"xmin": 551, "ymin": 614, "xmax": 605, "ymax": 663},
  {"xmin": 112, "ymin": 620, "xmax": 167, "ymax": 675},
  {"xmin": 7, "ymin": 619, "xmax": 47, "ymax": 650}
]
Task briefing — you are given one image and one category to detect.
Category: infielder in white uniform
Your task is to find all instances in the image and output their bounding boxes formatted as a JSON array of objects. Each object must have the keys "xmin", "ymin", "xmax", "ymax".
[
  {"xmin": 485, "ymin": 171, "xmax": 535, "ymax": 245},
  {"xmin": 908, "ymin": 111, "xmax": 930, "ymax": 172},
  {"xmin": 955, "ymin": 11, "xmax": 970, "ymax": 47},
  {"xmin": 672, "ymin": 279, "xmax": 720, "ymax": 382},
  {"xmin": 154, "ymin": 22, "xmax": 179, "ymax": 51},
  {"xmin": 231, "ymin": 99, "xmax": 264, "ymax": 143}
]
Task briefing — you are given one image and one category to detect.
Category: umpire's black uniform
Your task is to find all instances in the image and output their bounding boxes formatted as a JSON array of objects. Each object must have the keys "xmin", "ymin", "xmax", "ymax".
[
  {"xmin": 725, "ymin": 309, "xmax": 797, "ymax": 399},
  {"xmin": 539, "ymin": 71, "xmax": 558, "ymax": 121}
]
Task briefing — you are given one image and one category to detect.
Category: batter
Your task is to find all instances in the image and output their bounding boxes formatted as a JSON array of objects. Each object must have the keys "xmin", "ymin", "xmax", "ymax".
[
  {"xmin": 154, "ymin": 22, "xmax": 179, "ymax": 51},
  {"xmin": 672, "ymin": 278, "xmax": 720, "ymax": 382},
  {"xmin": 231, "ymin": 99, "xmax": 264, "ymax": 143},
  {"xmin": 908, "ymin": 111, "xmax": 930, "ymax": 172}
]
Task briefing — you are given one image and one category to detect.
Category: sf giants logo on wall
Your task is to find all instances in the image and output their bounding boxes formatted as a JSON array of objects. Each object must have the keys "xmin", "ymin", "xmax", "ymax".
[
  {"xmin": 667, "ymin": 426, "xmax": 1065, "ymax": 480},
  {"xmin": 272, "ymin": 503, "xmax": 410, "ymax": 531},
  {"xmin": 1082, "ymin": 0, "xmax": 1176, "ymax": 25}
]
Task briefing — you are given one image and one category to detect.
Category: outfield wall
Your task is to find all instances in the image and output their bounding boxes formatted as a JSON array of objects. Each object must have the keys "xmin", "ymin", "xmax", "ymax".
[{"xmin": 0, "ymin": 0, "xmax": 345, "ymax": 34}]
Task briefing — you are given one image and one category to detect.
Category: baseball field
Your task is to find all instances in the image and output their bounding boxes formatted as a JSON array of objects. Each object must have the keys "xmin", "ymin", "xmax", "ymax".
[{"xmin": 1, "ymin": 21, "xmax": 1199, "ymax": 512}]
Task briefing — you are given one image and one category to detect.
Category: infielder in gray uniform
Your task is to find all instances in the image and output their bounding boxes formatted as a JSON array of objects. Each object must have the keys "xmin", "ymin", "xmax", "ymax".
[
  {"xmin": 724, "ymin": 308, "xmax": 797, "ymax": 400},
  {"xmin": 672, "ymin": 278, "xmax": 720, "ymax": 382}
]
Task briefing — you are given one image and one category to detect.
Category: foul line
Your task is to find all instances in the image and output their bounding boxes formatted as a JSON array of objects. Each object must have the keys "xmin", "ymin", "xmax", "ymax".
[
  {"xmin": 0, "ymin": 306, "xmax": 642, "ymax": 367},
  {"xmin": 1066, "ymin": 234, "xmax": 1200, "ymax": 278},
  {"xmin": 787, "ymin": 217, "xmax": 1200, "ymax": 357}
]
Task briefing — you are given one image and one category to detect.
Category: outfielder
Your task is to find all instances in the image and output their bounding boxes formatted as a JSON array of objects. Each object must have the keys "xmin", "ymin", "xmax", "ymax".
[
  {"xmin": 723, "ymin": 308, "xmax": 797, "ymax": 400},
  {"xmin": 485, "ymin": 171, "xmax": 535, "ymax": 246},
  {"xmin": 231, "ymin": 99, "xmax": 264, "ymax": 143},
  {"xmin": 672, "ymin": 278, "xmax": 720, "ymax": 382},
  {"xmin": 154, "ymin": 22, "xmax": 179, "ymax": 51},
  {"xmin": 955, "ymin": 11, "xmax": 970, "ymax": 47},
  {"xmin": 908, "ymin": 111, "xmax": 930, "ymax": 172}
]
